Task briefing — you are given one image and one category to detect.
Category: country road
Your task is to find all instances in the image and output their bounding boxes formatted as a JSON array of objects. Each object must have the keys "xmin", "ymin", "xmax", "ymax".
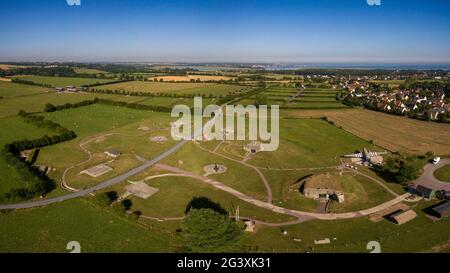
[{"xmin": 0, "ymin": 140, "xmax": 188, "ymax": 210}]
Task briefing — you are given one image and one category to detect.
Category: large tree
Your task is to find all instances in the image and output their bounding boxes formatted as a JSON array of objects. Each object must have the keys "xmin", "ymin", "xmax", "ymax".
[{"xmin": 181, "ymin": 208, "xmax": 242, "ymax": 253}]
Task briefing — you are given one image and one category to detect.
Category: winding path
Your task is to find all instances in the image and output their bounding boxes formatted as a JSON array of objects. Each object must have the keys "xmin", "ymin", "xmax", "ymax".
[{"xmin": 154, "ymin": 163, "xmax": 411, "ymax": 220}]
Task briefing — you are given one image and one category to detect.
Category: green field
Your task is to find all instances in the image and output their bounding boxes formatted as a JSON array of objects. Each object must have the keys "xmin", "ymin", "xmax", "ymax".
[
  {"xmin": 242, "ymin": 200, "xmax": 450, "ymax": 253},
  {"xmin": 0, "ymin": 81, "xmax": 50, "ymax": 98},
  {"xmin": 161, "ymin": 142, "xmax": 269, "ymax": 201},
  {"xmin": 0, "ymin": 199, "xmax": 170, "ymax": 252},
  {"xmin": 123, "ymin": 173, "xmax": 295, "ymax": 223},
  {"xmin": 95, "ymin": 81, "xmax": 247, "ymax": 96},
  {"xmin": 36, "ymin": 104, "xmax": 177, "ymax": 191},
  {"xmin": 249, "ymin": 118, "xmax": 379, "ymax": 168},
  {"xmin": 0, "ymin": 92, "xmax": 157, "ymax": 117},
  {"xmin": 13, "ymin": 75, "xmax": 115, "ymax": 87},
  {"xmin": 0, "ymin": 116, "xmax": 54, "ymax": 199},
  {"xmin": 434, "ymin": 164, "xmax": 450, "ymax": 182}
]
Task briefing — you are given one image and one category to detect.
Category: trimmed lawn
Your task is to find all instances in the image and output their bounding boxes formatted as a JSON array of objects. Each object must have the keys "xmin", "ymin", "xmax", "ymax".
[{"xmin": 434, "ymin": 164, "xmax": 450, "ymax": 182}]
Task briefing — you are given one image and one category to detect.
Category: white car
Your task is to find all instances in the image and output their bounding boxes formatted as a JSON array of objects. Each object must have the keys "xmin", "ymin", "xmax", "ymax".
[{"xmin": 433, "ymin": 157, "xmax": 441, "ymax": 165}]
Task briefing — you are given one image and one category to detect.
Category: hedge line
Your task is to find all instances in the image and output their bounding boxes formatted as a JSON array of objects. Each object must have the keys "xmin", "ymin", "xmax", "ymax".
[{"xmin": 1, "ymin": 112, "xmax": 77, "ymax": 202}]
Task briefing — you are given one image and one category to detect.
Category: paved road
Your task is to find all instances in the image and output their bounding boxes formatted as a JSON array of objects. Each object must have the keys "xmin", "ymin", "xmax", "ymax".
[
  {"xmin": 414, "ymin": 158, "xmax": 450, "ymax": 191},
  {"xmin": 0, "ymin": 140, "xmax": 188, "ymax": 210}
]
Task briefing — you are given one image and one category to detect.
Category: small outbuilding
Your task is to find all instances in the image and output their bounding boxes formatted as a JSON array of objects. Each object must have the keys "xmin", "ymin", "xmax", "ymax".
[
  {"xmin": 415, "ymin": 185, "xmax": 436, "ymax": 199},
  {"xmin": 389, "ymin": 209, "xmax": 417, "ymax": 225},
  {"xmin": 302, "ymin": 173, "xmax": 345, "ymax": 203},
  {"xmin": 431, "ymin": 202, "xmax": 450, "ymax": 219},
  {"xmin": 104, "ymin": 149, "xmax": 121, "ymax": 158}
]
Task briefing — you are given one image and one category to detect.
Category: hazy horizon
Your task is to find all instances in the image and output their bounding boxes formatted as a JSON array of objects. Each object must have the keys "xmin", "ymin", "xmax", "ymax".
[{"xmin": 1, "ymin": 0, "xmax": 450, "ymax": 63}]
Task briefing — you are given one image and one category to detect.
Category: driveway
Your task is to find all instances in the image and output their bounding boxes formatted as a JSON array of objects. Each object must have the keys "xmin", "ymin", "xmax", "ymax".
[{"xmin": 414, "ymin": 158, "xmax": 450, "ymax": 191}]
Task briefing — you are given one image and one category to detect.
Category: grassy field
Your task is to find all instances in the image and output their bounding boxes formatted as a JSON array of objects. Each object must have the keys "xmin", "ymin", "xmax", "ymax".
[
  {"xmin": 151, "ymin": 75, "xmax": 234, "ymax": 82},
  {"xmin": 0, "ymin": 92, "xmax": 154, "ymax": 117},
  {"xmin": 0, "ymin": 81, "xmax": 50, "ymax": 98},
  {"xmin": 0, "ymin": 116, "xmax": 54, "ymax": 199},
  {"xmin": 161, "ymin": 142, "xmax": 269, "ymax": 201},
  {"xmin": 248, "ymin": 118, "xmax": 379, "ymax": 168},
  {"xmin": 242, "ymin": 200, "xmax": 450, "ymax": 253},
  {"xmin": 95, "ymin": 81, "xmax": 247, "ymax": 96},
  {"xmin": 434, "ymin": 165, "xmax": 450, "ymax": 182},
  {"xmin": 13, "ymin": 75, "xmax": 114, "ymax": 87},
  {"xmin": 323, "ymin": 109, "xmax": 450, "ymax": 155},
  {"xmin": 122, "ymin": 172, "xmax": 295, "ymax": 223},
  {"xmin": 0, "ymin": 199, "xmax": 170, "ymax": 252},
  {"xmin": 73, "ymin": 68, "xmax": 109, "ymax": 74},
  {"xmin": 36, "ymin": 104, "xmax": 176, "ymax": 191}
]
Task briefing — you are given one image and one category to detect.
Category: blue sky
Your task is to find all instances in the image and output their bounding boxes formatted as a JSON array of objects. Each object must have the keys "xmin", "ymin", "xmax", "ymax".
[{"xmin": 1, "ymin": 0, "xmax": 450, "ymax": 63}]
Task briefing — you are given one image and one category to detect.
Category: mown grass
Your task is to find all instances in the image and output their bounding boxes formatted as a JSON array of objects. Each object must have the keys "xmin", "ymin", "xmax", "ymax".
[
  {"xmin": 0, "ymin": 199, "xmax": 170, "ymax": 252},
  {"xmin": 434, "ymin": 165, "xmax": 450, "ymax": 182}
]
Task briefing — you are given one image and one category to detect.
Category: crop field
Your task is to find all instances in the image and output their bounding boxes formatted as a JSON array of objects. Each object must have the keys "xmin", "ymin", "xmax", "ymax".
[
  {"xmin": 248, "ymin": 118, "xmax": 379, "ymax": 168},
  {"xmin": 13, "ymin": 75, "xmax": 115, "ymax": 87},
  {"xmin": 0, "ymin": 81, "xmax": 50, "ymax": 98},
  {"xmin": 0, "ymin": 92, "xmax": 152, "ymax": 117},
  {"xmin": 151, "ymin": 75, "xmax": 234, "ymax": 82},
  {"xmin": 0, "ymin": 199, "xmax": 170, "ymax": 252},
  {"xmin": 73, "ymin": 68, "xmax": 109, "ymax": 74},
  {"xmin": 324, "ymin": 109, "xmax": 450, "ymax": 155},
  {"xmin": 95, "ymin": 81, "xmax": 247, "ymax": 96},
  {"xmin": 238, "ymin": 86, "xmax": 347, "ymax": 109}
]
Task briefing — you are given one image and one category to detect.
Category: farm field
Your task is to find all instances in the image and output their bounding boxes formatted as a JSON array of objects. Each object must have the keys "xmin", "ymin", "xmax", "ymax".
[
  {"xmin": 0, "ymin": 199, "xmax": 170, "ymax": 252},
  {"xmin": 0, "ymin": 92, "xmax": 150, "ymax": 117},
  {"xmin": 434, "ymin": 165, "xmax": 450, "ymax": 182},
  {"xmin": 151, "ymin": 75, "xmax": 234, "ymax": 82},
  {"xmin": 13, "ymin": 75, "xmax": 115, "ymax": 87},
  {"xmin": 0, "ymin": 81, "xmax": 50, "ymax": 98},
  {"xmin": 95, "ymin": 81, "xmax": 247, "ymax": 96},
  {"xmin": 73, "ymin": 67, "xmax": 109, "ymax": 74},
  {"xmin": 324, "ymin": 109, "xmax": 450, "ymax": 155}
]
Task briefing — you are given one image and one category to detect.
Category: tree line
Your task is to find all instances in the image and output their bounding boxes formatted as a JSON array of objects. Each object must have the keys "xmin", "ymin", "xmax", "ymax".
[{"xmin": 1, "ymin": 112, "xmax": 77, "ymax": 202}]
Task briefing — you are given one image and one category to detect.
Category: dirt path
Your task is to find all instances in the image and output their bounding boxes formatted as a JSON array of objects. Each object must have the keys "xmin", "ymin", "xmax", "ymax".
[
  {"xmin": 195, "ymin": 142, "xmax": 273, "ymax": 203},
  {"xmin": 155, "ymin": 163, "xmax": 411, "ymax": 220}
]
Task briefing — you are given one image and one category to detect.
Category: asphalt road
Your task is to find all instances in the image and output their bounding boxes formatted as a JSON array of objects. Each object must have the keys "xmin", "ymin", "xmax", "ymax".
[
  {"xmin": 414, "ymin": 158, "xmax": 450, "ymax": 191},
  {"xmin": 0, "ymin": 140, "xmax": 188, "ymax": 210}
]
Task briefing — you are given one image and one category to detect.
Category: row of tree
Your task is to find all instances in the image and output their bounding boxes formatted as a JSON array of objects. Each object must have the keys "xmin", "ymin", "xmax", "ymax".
[{"xmin": 1, "ymin": 113, "xmax": 77, "ymax": 202}]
